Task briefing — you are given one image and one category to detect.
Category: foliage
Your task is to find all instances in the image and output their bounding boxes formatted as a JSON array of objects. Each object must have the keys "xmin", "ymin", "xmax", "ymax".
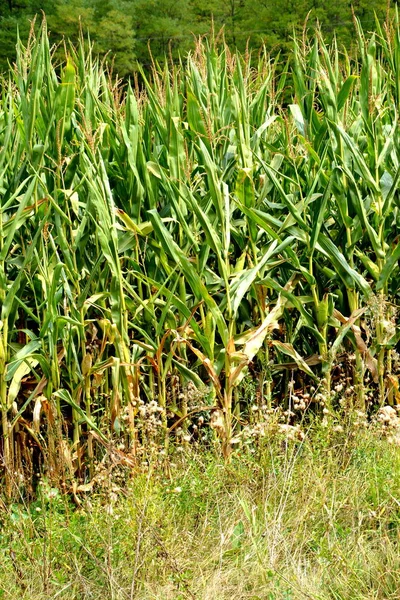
[{"xmin": 0, "ymin": 0, "xmax": 393, "ymax": 74}]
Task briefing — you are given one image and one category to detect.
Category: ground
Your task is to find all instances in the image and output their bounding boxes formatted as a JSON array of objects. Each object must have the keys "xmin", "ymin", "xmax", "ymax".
[{"xmin": 1, "ymin": 417, "xmax": 400, "ymax": 599}]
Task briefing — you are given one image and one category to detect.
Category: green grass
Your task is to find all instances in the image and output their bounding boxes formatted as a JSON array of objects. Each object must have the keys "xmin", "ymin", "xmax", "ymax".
[{"xmin": 1, "ymin": 422, "xmax": 400, "ymax": 599}]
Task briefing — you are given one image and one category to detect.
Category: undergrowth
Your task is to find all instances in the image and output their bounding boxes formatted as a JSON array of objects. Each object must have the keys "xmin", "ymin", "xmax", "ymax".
[{"xmin": 1, "ymin": 418, "xmax": 400, "ymax": 600}]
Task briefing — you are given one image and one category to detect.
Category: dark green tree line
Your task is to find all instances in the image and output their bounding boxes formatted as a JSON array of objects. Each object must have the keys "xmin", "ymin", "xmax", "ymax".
[{"xmin": 0, "ymin": 0, "xmax": 393, "ymax": 75}]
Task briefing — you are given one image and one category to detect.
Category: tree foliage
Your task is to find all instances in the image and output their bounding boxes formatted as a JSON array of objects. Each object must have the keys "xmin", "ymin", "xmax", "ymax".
[{"xmin": 0, "ymin": 1, "xmax": 393, "ymax": 74}]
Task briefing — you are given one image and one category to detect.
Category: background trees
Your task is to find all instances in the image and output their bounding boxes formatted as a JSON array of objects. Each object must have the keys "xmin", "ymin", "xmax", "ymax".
[{"xmin": 0, "ymin": 1, "xmax": 394, "ymax": 75}]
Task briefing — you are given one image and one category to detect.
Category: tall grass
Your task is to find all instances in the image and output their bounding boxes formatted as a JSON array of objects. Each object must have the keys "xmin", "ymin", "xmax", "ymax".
[
  {"xmin": 2, "ymin": 425, "xmax": 400, "ymax": 599},
  {"xmin": 1, "ymin": 16, "xmax": 400, "ymax": 495}
]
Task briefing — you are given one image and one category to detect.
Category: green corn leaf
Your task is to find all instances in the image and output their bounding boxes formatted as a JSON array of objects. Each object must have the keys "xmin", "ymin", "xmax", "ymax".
[
  {"xmin": 148, "ymin": 209, "xmax": 228, "ymax": 346},
  {"xmin": 376, "ymin": 241, "xmax": 400, "ymax": 291}
]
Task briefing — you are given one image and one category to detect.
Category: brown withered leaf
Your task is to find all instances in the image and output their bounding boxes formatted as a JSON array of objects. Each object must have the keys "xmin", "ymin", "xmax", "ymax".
[{"xmin": 333, "ymin": 309, "xmax": 378, "ymax": 383}]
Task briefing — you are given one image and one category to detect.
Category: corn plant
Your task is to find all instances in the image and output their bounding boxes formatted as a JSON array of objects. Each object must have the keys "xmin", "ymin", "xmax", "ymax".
[{"xmin": 1, "ymin": 16, "xmax": 400, "ymax": 496}]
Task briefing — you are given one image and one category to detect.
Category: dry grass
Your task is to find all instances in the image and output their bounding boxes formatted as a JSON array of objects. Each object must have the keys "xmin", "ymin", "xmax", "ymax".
[{"xmin": 1, "ymin": 421, "xmax": 400, "ymax": 599}]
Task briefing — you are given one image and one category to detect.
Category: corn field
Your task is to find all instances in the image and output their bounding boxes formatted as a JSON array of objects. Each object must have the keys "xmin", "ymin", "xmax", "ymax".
[{"xmin": 1, "ymin": 16, "xmax": 400, "ymax": 497}]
